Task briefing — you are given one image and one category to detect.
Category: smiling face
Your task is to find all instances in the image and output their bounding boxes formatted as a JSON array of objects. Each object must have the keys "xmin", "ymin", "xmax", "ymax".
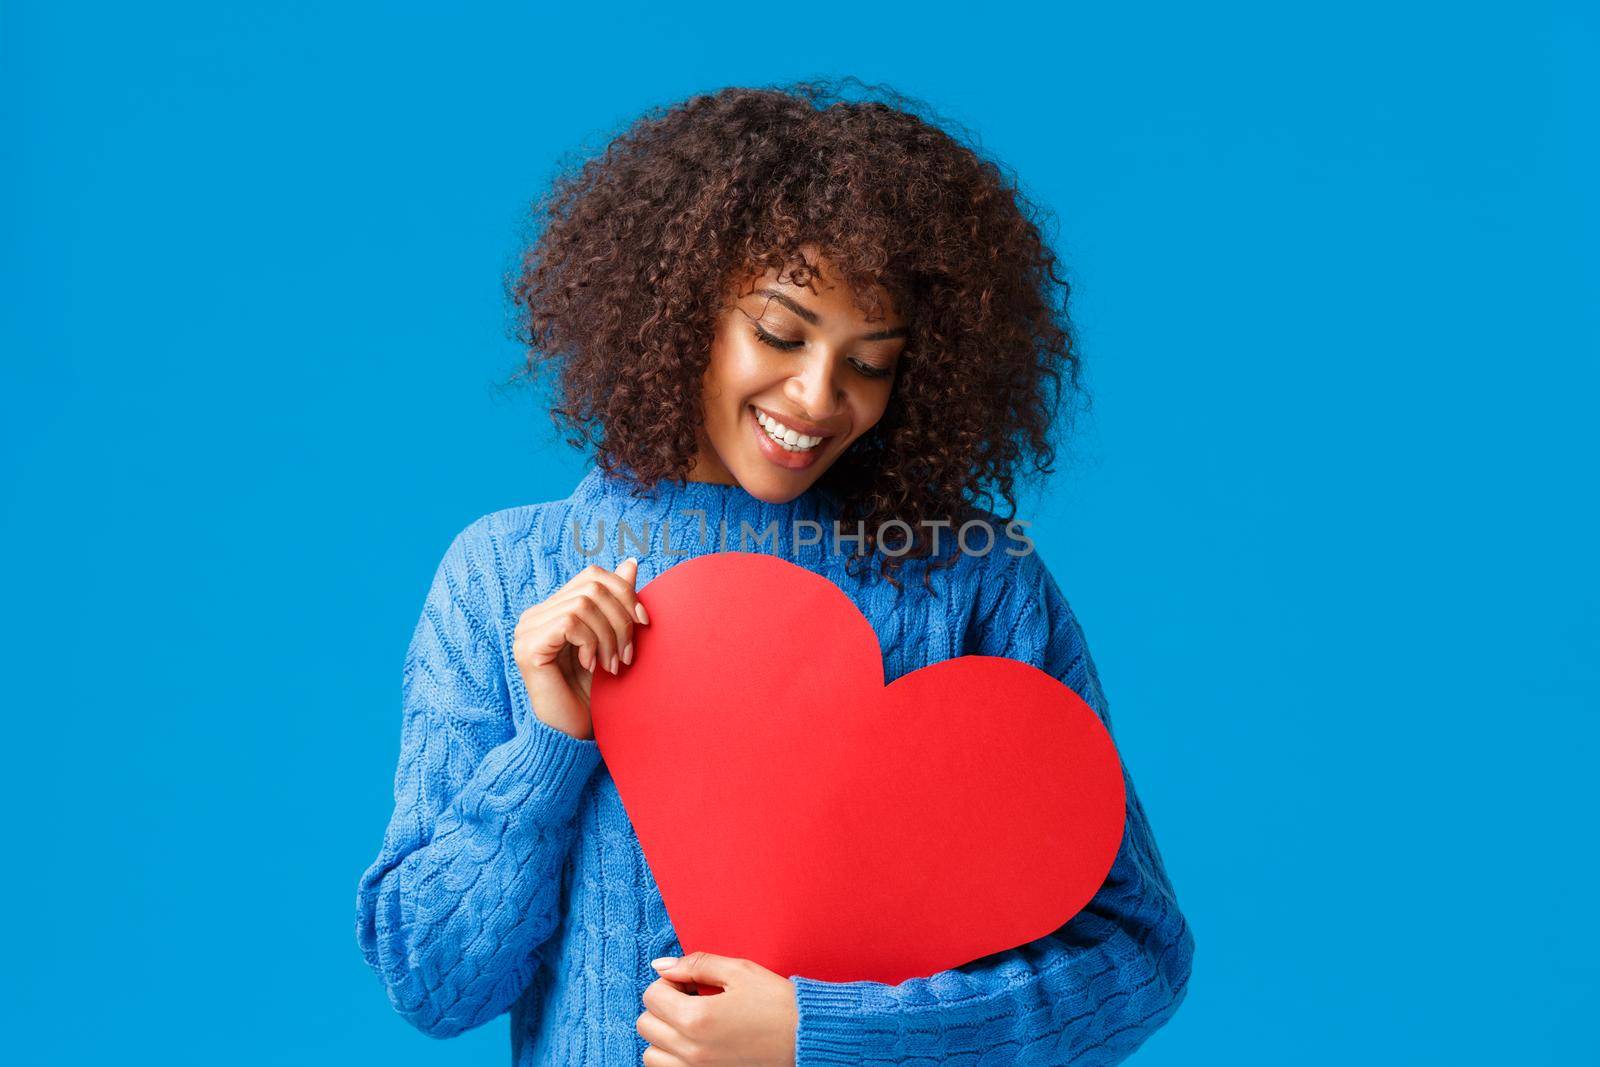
[{"xmin": 691, "ymin": 248, "xmax": 908, "ymax": 501}]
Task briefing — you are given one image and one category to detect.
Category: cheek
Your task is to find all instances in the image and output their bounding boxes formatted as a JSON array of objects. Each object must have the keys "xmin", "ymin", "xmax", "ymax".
[
  {"xmin": 697, "ymin": 364, "xmax": 724, "ymax": 415},
  {"xmin": 702, "ymin": 337, "xmax": 770, "ymax": 428},
  {"xmin": 852, "ymin": 383, "xmax": 895, "ymax": 432},
  {"xmin": 701, "ymin": 334, "xmax": 747, "ymax": 405},
  {"xmin": 715, "ymin": 337, "xmax": 784, "ymax": 397}
]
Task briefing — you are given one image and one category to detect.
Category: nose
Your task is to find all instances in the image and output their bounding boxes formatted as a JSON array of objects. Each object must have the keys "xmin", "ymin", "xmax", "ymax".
[{"xmin": 785, "ymin": 350, "xmax": 845, "ymax": 423}]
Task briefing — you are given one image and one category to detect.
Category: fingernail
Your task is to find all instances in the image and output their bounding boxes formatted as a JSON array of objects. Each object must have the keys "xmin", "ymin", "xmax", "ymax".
[
  {"xmin": 621, "ymin": 641, "xmax": 633, "ymax": 666},
  {"xmin": 608, "ymin": 653, "xmax": 619, "ymax": 675},
  {"xmin": 650, "ymin": 957, "xmax": 677, "ymax": 970},
  {"xmin": 634, "ymin": 602, "xmax": 650, "ymax": 625},
  {"xmin": 622, "ymin": 555, "xmax": 638, "ymax": 569}
]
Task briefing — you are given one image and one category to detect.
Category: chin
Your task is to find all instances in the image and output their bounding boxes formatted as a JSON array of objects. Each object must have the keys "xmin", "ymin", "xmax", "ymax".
[{"xmin": 737, "ymin": 468, "xmax": 819, "ymax": 503}]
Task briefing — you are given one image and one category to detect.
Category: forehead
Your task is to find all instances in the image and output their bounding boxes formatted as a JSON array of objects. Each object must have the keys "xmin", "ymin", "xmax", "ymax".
[{"xmin": 730, "ymin": 254, "xmax": 902, "ymax": 323}]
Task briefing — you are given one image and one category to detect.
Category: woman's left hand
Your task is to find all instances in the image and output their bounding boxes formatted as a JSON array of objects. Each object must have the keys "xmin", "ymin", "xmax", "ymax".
[{"xmin": 637, "ymin": 951, "xmax": 798, "ymax": 1066}]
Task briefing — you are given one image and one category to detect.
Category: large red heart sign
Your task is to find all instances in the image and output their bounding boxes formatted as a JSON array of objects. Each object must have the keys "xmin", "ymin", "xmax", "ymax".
[{"xmin": 588, "ymin": 551, "xmax": 1125, "ymax": 993}]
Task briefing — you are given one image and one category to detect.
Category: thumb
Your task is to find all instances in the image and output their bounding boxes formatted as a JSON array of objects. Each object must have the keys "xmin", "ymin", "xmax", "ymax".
[{"xmin": 651, "ymin": 950, "xmax": 743, "ymax": 986}]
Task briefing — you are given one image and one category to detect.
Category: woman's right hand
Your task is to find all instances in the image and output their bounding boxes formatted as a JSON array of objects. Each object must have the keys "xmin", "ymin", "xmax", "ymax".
[{"xmin": 512, "ymin": 557, "xmax": 650, "ymax": 741}]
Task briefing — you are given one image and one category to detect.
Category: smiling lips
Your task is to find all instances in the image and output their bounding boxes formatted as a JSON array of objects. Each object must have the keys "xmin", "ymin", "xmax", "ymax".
[{"xmin": 748, "ymin": 404, "xmax": 835, "ymax": 470}]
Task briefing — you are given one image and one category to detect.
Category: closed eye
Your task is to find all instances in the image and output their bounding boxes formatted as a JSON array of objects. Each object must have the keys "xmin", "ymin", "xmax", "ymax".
[
  {"xmin": 751, "ymin": 324, "xmax": 803, "ymax": 351},
  {"xmin": 753, "ymin": 324, "xmax": 897, "ymax": 380}
]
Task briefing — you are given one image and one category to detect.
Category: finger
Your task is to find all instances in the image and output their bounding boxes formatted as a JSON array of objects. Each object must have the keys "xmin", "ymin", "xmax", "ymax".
[
  {"xmin": 519, "ymin": 588, "xmax": 625, "ymax": 674},
  {"xmin": 641, "ymin": 1046, "xmax": 690, "ymax": 1067},
  {"xmin": 615, "ymin": 556, "xmax": 651, "ymax": 625},
  {"xmin": 597, "ymin": 557, "xmax": 649, "ymax": 628},
  {"xmin": 652, "ymin": 950, "xmax": 747, "ymax": 989},
  {"xmin": 558, "ymin": 598, "xmax": 622, "ymax": 674},
  {"xmin": 640, "ymin": 975, "xmax": 703, "ymax": 1035},
  {"xmin": 569, "ymin": 628, "xmax": 595, "ymax": 675},
  {"xmin": 571, "ymin": 583, "xmax": 635, "ymax": 672},
  {"xmin": 558, "ymin": 559, "xmax": 649, "ymax": 627},
  {"xmin": 635, "ymin": 1008, "xmax": 696, "ymax": 1060},
  {"xmin": 550, "ymin": 611, "xmax": 605, "ymax": 675},
  {"xmin": 541, "ymin": 577, "xmax": 637, "ymax": 672},
  {"xmin": 522, "ymin": 563, "xmax": 648, "ymax": 643},
  {"xmin": 516, "ymin": 603, "xmax": 603, "ymax": 673}
]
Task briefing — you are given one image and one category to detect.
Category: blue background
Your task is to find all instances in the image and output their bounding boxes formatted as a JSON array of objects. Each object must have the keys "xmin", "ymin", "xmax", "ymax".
[{"xmin": 3, "ymin": 2, "xmax": 1595, "ymax": 1063}]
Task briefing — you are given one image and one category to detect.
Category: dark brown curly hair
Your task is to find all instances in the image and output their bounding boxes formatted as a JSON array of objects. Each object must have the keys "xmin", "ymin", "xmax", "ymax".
[{"xmin": 508, "ymin": 77, "xmax": 1089, "ymax": 591}]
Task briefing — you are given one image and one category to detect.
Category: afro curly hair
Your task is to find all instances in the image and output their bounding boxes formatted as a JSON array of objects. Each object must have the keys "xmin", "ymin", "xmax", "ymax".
[{"xmin": 509, "ymin": 77, "xmax": 1089, "ymax": 590}]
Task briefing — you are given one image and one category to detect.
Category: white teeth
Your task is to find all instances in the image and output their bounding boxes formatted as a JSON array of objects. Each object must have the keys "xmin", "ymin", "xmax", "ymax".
[{"xmin": 755, "ymin": 409, "xmax": 824, "ymax": 452}]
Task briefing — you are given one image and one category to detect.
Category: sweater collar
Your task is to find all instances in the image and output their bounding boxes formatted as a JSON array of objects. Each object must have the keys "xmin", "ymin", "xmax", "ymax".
[{"xmin": 567, "ymin": 462, "xmax": 843, "ymax": 534}]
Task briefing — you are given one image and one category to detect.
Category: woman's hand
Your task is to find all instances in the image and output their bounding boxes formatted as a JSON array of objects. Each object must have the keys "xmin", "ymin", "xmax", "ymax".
[
  {"xmin": 636, "ymin": 952, "xmax": 798, "ymax": 1066},
  {"xmin": 512, "ymin": 557, "xmax": 650, "ymax": 741}
]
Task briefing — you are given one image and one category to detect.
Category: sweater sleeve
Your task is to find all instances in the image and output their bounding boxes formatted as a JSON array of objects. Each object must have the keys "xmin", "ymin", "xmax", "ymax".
[
  {"xmin": 354, "ymin": 517, "xmax": 604, "ymax": 1038},
  {"xmin": 788, "ymin": 547, "xmax": 1195, "ymax": 1066}
]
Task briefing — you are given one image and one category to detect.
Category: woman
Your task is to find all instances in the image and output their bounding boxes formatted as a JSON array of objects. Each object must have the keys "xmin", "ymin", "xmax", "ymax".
[{"xmin": 354, "ymin": 79, "xmax": 1194, "ymax": 1066}]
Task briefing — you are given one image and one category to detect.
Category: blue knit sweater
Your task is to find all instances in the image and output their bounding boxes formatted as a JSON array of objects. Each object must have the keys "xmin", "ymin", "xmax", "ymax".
[{"xmin": 355, "ymin": 464, "xmax": 1194, "ymax": 1064}]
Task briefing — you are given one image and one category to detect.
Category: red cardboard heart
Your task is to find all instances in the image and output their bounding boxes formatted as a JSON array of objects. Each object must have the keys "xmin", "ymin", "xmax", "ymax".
[{"xmin": 589, "ymin": 552, "xmax": 1125, "ymax": 993}]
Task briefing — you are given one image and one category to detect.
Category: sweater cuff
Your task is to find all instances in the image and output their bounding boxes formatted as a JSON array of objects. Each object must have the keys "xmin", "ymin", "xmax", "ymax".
[
  {"xmin": 790, "ymin": 976, "xmax": 900, "ymax": 1064},
  {"xmin": 502, "ymin": 712, "xmax": 603, "ymax": 801},
  {"xmin": 502, "ymin": 656, "xmax": 603, "ymax": 804}
]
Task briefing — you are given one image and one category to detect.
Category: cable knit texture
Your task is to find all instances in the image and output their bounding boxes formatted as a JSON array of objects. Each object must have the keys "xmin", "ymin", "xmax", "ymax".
[{"xmin": 355, "ymin": 464, "xmax": 1194, "ymax": 1064}]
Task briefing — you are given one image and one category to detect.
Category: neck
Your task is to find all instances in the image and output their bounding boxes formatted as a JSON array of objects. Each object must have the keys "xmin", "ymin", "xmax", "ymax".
[
  {"xmin": 686, "ymin": 446, "xmax": 738, "ymax": 486},
  {"xmin": 572, "ymin": 461, "xmax": 839, "ymax": 525}
]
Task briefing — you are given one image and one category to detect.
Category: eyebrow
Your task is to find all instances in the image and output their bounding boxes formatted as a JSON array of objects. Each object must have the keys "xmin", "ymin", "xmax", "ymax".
[{"xmin": 752, "ymin": 287, "xmax": 909, "ymax": 341}]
